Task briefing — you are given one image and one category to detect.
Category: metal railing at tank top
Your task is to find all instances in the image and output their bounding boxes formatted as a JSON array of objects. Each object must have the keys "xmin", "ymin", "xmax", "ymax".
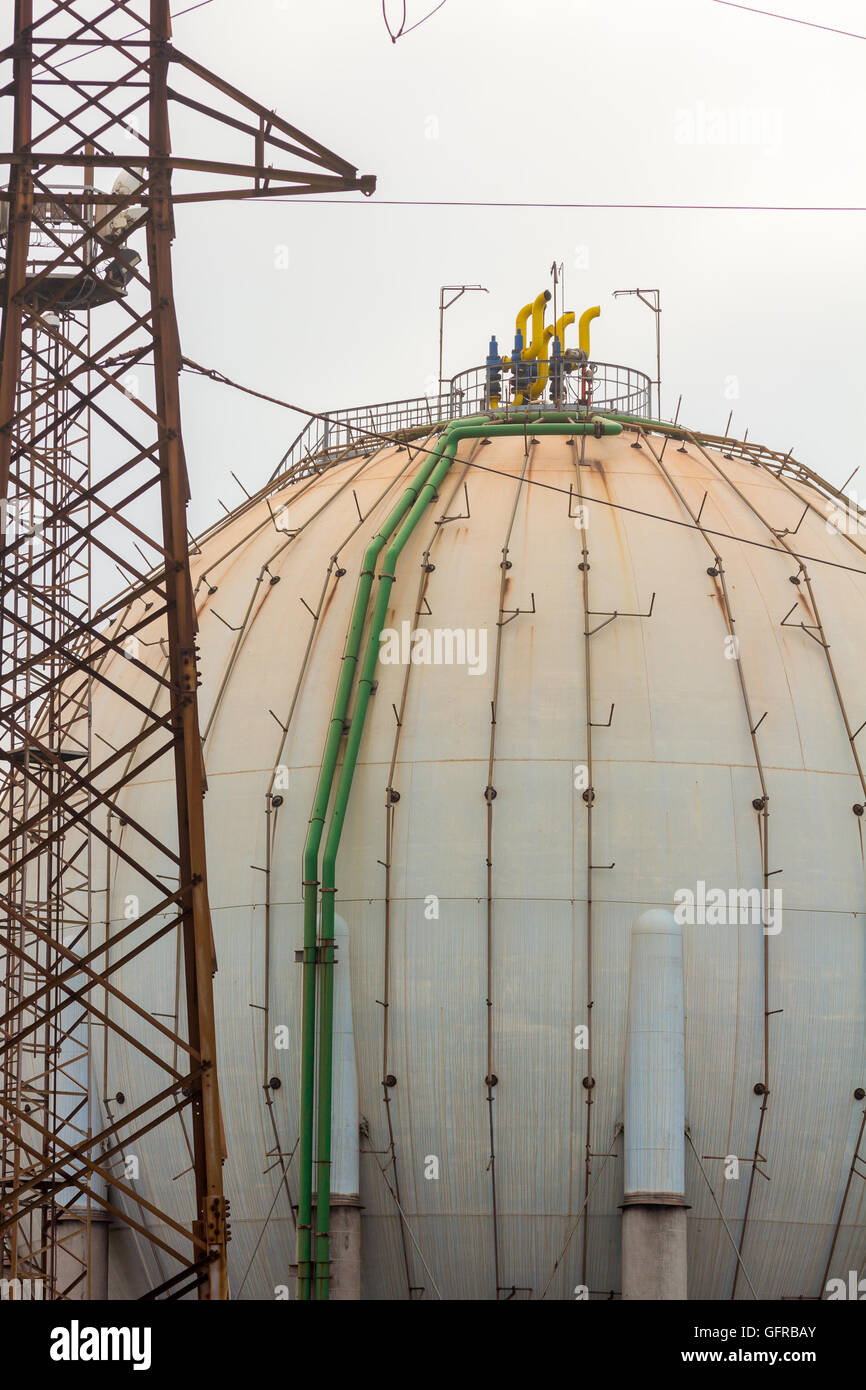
[
  {"xmin": 261, "ymin": 364, "xmax": 865, "ymax": 535},
  {"xmin": 705, "ymin": 436, "xmax": 866, "ymax": 529},
  {"xmin": 267, "ymin": 360, "xmax": 653, "ymax": 484}
]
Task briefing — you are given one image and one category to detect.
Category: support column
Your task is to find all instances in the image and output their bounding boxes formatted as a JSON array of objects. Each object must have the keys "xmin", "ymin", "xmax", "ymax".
[
  {"xmin": 326, "ymin": 914, "xmax": 361, "ymax": 1299},
  {"xmin": 621, "ymin": 908, "xmax": 688, "ymax": 1301},
  {"xmin": 328, "ymin": 1199, "xmax": 362, "ymax": 1301}
]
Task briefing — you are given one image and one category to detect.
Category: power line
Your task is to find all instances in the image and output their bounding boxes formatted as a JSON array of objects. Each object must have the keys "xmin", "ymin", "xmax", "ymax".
[
  {"xmin": 458, "ymin": 454, "xmax": 866, "ymax": 578},
  {"xmin": 256, "ymin": 198, "xmax": 865, "ymax": 212},
  {"xmin": 382, "ymin": 0, "xmax": 407, "ymax": 42},
  {"xmin": 51, "ymin": 0, "xmax": 215, "ymax": 71},
  {"xmin": 382, "ymin": 0, "xmax": 448, "ymax": 43},
  {"xmin": 685, "ymin": 1130, "xmax": 760, "ymax": 1299},
  {"xmin": 400, "ymin": 0, "xmax": 449, "ymax": 39},
  {"xmin": 233, "ymin": 1139, "xmax": 298, "ymax": 1301},
  {"xmin": 709, "ymin": 0, "xmax": 866, "ymax": 40}
]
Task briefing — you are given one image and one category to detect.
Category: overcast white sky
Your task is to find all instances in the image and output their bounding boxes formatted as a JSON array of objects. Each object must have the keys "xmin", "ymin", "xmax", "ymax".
[
  {"xmin": 161, "ymin": 0, "xmax": 866, "ymax": 528},
  {"xmin": 11, "ymin": 0, "xmax": 866, "ymax": 531}
]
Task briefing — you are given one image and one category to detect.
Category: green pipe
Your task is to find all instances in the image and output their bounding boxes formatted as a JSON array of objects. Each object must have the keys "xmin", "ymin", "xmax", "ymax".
[
  {"xmin": 296, "ymin": 413, "xmax": 491, "ymax": 1299},
  {"xmin": 595, "ymin": 408, "xmax": 695, "ymax": 437},
  {"xmin": 310, "ymin": 414, "xmax": 623, "ymax": 1298}
]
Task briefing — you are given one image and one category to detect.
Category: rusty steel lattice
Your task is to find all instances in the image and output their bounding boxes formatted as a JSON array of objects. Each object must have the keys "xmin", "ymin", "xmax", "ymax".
[{"xmin": 0, "ymin": 0, "xmax": 374, "ymax": 1300}]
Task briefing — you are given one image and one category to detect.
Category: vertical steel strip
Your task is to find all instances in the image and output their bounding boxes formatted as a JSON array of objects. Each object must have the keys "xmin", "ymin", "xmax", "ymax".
[{"xmin": 147, "ymin": 0, "xmax": 227, "ymax": 1299}]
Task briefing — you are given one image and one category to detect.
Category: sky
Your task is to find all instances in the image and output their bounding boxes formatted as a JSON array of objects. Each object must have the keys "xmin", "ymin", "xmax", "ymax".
[
  {"xmin": 8, "ymin": 0, "xmax": 866, "ymax": 532},
  {"xmin": 160, "ymin": 0, "xmax": 866, "ymax": 529}
]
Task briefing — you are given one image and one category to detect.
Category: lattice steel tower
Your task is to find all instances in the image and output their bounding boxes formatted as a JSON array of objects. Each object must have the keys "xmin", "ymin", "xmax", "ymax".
[{"xmin": 0, "ymin": 0, "xmax": 373, "ymax": 1299}]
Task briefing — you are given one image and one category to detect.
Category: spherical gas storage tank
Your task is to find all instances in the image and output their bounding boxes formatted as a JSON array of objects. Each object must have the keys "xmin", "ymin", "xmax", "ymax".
[{"xmin": 92, "ymin": 406, "xmax": 866, "ymax": 1300}]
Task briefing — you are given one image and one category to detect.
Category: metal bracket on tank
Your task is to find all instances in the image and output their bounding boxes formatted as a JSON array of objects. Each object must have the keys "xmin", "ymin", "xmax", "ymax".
[
  {"xmin": 498, "ymin": 591, "xmax": 535, "ymax": 628},
  {"xmin": 773, "ymin": 503, "xmax": 808, "ymax": 539},
  {"xmin": 434, "ymin": 483, "xmax": 471, "ymax": 526},
  {"xmin": 585, "ymin": 591, "xmax": 656, "ymax": 637},
  {"xmin": 295, "ymin": 944, "xmax": 339, "ymax": 964},
  {"xmin": 779, "ymin": 601, "xmax": 825, "ymax": 647}
]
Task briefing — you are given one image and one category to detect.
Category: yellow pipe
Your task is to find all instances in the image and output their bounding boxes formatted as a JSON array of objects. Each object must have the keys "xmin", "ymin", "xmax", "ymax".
[
  {"xmin": 527, "ymin": 290, "xmax": 551, "ymax": 360},
  {"xmin": 579, "ymin": 305, "xmax": 600, "ymax": 356},
  {"xmin": 529, "ymin": 325, "xmax": 555, "ymax": 399},
  {"xmin": 515, "ymin": 289, "xmax": 553, "ymax": 402},
  {"xmin": 529, "ymin": 366, "xmax": 548, "ymax": 400},
  {"xmin": 522, "ymin": 291, "xmax": 551, "ymax": 399},
  {"xmin": 553, "ymin": 310, "xmax": 575, "ymax": 348},
  {"xmin": 530, "ymin": 311, "xmax": 577, "ymax": 398},
  {"xmin": 515, "ymin": 300, "xmax": 533, "ymax": 349}
]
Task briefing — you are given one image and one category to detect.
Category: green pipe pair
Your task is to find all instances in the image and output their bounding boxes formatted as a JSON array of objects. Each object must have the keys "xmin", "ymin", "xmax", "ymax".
[
  {"xmin": 296, "ymin": 412, "xmax": 491, "ymax": 1300},
  {"xmin": 596, "ymin": 409, "xmax": 698, "ymax": 438},
  {"xmin": 298, "ymin": 411, "xmax": 623, "ymax": 1300}
]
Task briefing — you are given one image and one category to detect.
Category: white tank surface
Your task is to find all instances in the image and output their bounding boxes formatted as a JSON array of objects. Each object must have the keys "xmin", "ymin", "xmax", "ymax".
[{"xmin": 90, "ymin": 411, "xmax": 866, "ymax": 1301}]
